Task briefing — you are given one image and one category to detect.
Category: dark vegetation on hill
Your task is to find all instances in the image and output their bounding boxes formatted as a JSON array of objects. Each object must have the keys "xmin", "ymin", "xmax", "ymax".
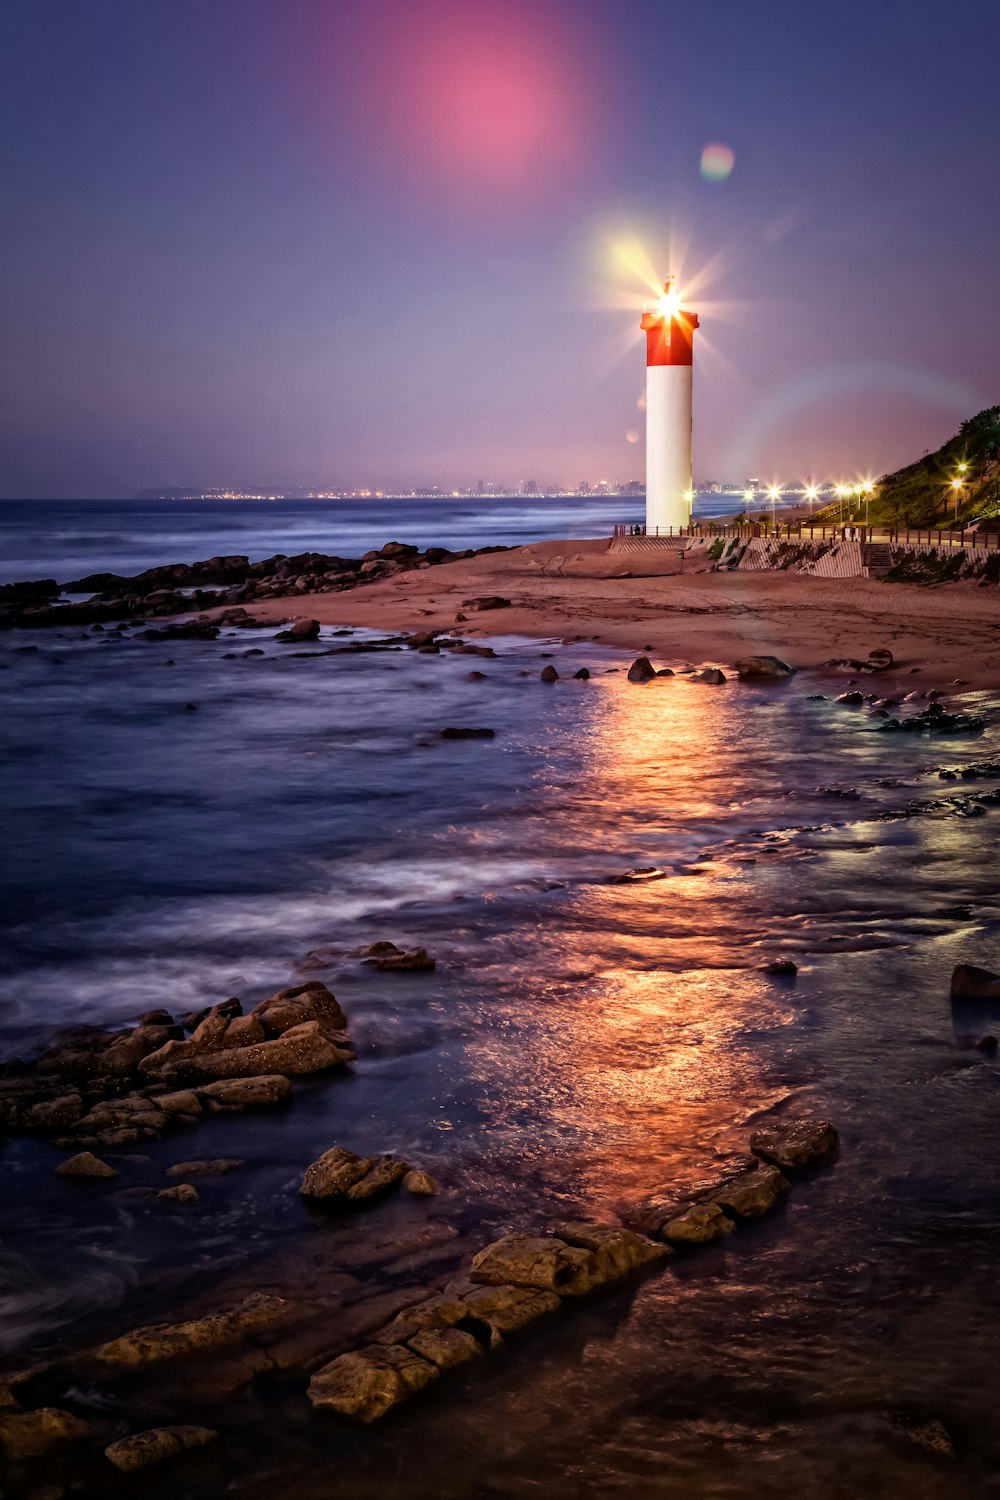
[{"xmin": 869, "ymin": 406, "xmax": 1000, "ymax": 527}]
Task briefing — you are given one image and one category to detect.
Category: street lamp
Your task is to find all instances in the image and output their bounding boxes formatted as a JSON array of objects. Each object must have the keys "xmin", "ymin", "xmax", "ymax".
[
  {"xmin": 834, "ymin": 483, "xmax": 850, "ymax": 522},
  {"xmin": 767, "ymin": 484, "xmax": 781, "ymax": 532},
  {"xmin": 951, "ymin": 476, "xmax": 963, "ymax": 525},
  {"xmin": 862, "ymin": 480, "xmax": 874, "ymax": 529}
]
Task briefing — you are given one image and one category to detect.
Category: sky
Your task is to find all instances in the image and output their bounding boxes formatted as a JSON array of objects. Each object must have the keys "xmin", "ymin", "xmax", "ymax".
[{"xmin": 1, "ymin": 0, "xmax": 998, "ymax": 498}]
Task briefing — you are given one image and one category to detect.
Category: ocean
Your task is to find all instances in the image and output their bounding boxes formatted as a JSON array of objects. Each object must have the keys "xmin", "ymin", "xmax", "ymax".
[{"xmin": 1, "ymin": 496, "xmax": 999, "ymax": 1498}]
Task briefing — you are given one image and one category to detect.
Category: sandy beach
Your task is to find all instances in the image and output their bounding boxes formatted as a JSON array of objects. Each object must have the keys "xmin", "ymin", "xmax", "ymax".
[{"xmin": 242, "ymin": 537, "xmax": 1000, "ymax": 692}]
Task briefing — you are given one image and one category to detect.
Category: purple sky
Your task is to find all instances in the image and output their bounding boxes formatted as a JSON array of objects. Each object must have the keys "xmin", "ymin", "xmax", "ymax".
[{"xmin": 1, "ymin": 0, "xmax": 998, "ymax": 497}]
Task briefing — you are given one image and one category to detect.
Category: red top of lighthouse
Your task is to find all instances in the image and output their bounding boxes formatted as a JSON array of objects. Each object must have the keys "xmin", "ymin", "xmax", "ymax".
[{"xmin": 640, "ymin": 279, "xmax": 699, "ymax": 367}]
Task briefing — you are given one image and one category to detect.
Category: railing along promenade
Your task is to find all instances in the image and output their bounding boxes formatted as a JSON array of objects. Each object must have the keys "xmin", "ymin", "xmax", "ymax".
[{"xmin": 612, "ymin": 522, "xmax": 1000, "ymax": 550}]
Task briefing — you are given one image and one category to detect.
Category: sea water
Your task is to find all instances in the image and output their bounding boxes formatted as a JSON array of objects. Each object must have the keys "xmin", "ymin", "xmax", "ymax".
[{"xmin": 1, "ymin": 503, "xmax": 1000, "ymax": 1497}]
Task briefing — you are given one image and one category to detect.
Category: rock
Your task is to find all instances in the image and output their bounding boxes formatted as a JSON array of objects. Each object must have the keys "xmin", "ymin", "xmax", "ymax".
[
  {"xmin": 552, "ymin": 1221, "xmax": 668, "ymax": 1282},
  {"xmin": 608, "ymin": 866, "xmax": 667, "ymax": 884},
  {"xmin": 155, "ymin": 1089, "xmax": 203, "ymax": 1116},
  {"xmin": 573, "ymin": 667, "xmax": 590, "ymax": 679},
  {"xmin": 461, "ymin": 596, "xmax": 510, "ymax": 612},
  {"xmin": 275, "ymin": 618, "xmax": 320, "ymax": 642},
  {"xmin": 345, "ymin": 1154, "xmax": 410, "ymax": 1200},
  {"xmin": 402, "ymin": 1169, "xmax": 438, "ymax": 1196},
  {"xmin": 95, "ymin": 1292, "xmax": 288, "ymax": 1366},
  {"xmin": 222, "ymin": 1014, "xmax": 266, "ymax": 1047},
  {"xmin": 835, "ymin": 691, "xmax": 865, "ymax": 705},
  {"xmin": 439, "ymin": 726, "xmax": 495, "ymax": 739},
  {"xmin": 166, "ymin": 1158, "xmax": 244, "ymax": 1178},
  {"xmin": 750, "ymin": 1119, "xmax": 839, "ymax": 1169},
  {"xmin": 710, "ymin": 1164, "xmax": 789, "ymax": 1220},
  {"xmin": 734, "ymin": 655, "xmax": 796, "ymax": 678},
  {"xmin": 252, "ymin": 980, "xmax": 348, "ymax": 1036},
  {"xmin": 759, "ymin": 958, "xmax": 798, "ymax": 976},
  {"xmin": 458, "ymin": 1283, "xmax": 561, "ymax": 1344},
  {"xmin": 627, "ymin": 656, "xmax": 657, "ymax": 683},
  {"xmin": 55, "ymin": 1151, "xmax": 119, "ymax": 1179},
  {"xmin": 156, "ymin": 1183, "xmax": 199, "ymax": 1203},
  {"xmin": 105, "ymin": 1425, "xmax": 218, "ymax": 1472},
  {"xmin": 364, "ymin": 946, "xmax": 436, "ymax": 972},
  {"xmin": 889, "ymin": 1412, "xmax": 954, "ymax": 1456},
  {"xmin": 975, "ymin": 1034, "xmax": 998, "ymax": 1052},
  {"xmin": 407, "ymin": 1326, "xmax": 481, "ymax": 1370},
  {"xmin": 661, "ymin": 1202, "xmax": 735, "ymax": 1247},
  {"xmin": 465, "ymin": 670, "xmax": 488, "ymax": 681},
  {"xmin": 143, "ymin": 1021, "xmax": 351, "ymax": 1082},
  {"xmin": 26, "ymin": 1091, "xmax": 84, "ymax": 1129},
  {"xmin": 540, "ymin": 665, "xmax": 559, "ymax": 682},
  {"xmin": 301, "ymin": 1145, "xmax": 374, "ymax": 1199},
  {"xmin": 867, "ymin": 648, "xmax": 894, "ymax": 669},
  {"xmin": 308, "ymin": 1344, "xmax": 439, "ymax": 1422},
  {"xmin": 0, "ymin": 1406, "xmax": 89, "ymax": 1459},
  {"xmin": 470, "ymin": 1234, "xmax": 594, "ymax": 1295},
  {"xmin": 951, "ymin": 964, "xmax": 1000, "ymax": 1000},
  {"xmin": 690, "ymin": 667, "xmax": 726, "ymax": 685},
  {"xmin": 197, "ymin": 1075, "xmax": 294, "ymax": 1109},
  {"xmin": 139, "ymin": 1008, "xmax": 175, "ymax": 1026}
]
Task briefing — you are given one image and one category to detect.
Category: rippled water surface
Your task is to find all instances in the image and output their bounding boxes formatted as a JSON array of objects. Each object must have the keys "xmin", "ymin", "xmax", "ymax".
[{"xmin": 2, "ymin": 614, "xmax": 1000, "ymax": 1497}]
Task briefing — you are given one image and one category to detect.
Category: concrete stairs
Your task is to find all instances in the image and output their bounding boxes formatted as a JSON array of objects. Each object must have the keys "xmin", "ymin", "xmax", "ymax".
[{"xmin": 863, "ymin": 542, "xmax": 894, "ymax": 578}]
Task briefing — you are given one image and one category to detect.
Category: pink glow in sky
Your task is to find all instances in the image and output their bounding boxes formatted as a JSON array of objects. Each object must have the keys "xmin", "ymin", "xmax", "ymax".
[{"xmin": 326, "ymin": 0, "xmax": 598, "ymax": 208}]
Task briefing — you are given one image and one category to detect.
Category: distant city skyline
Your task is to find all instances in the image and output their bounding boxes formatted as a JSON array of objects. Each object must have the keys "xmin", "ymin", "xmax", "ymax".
[{"xmin": 2, "ymin": 0, "xmax": 997, "ymax": 499}]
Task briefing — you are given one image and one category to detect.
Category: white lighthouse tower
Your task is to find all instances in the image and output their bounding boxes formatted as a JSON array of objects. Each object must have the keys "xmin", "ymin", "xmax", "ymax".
[{"xmin": 641, "ymin": 278, "xmax": 699, "ymax": 533}]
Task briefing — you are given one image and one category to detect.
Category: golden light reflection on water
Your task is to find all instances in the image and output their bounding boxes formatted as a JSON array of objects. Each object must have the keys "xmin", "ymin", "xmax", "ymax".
[{"xmin": 466, "ymin": 675, "xmax": 810, "ymax": 1217}]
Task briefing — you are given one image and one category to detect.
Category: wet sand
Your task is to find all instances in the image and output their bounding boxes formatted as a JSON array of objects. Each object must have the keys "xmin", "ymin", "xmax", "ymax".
[{"xmin": 240, "ymin": 538, "xmax": 1000, "ymax": 692}]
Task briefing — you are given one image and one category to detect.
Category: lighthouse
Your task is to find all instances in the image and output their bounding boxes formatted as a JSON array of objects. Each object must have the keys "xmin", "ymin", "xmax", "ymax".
[{"xmin": 641, "ymin": 278, "xmax": 699, "ymax": 533}]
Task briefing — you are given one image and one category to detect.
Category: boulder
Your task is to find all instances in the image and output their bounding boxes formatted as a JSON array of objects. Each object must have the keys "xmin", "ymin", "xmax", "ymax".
[
  {"xmin": 835, "ymin": 691, "xmax": 865, "ymax": 705},
  {"xmin": 197, "ymin": 1075, "xmax": 293, "ymax": 1109},
  {"xmin": 540, "ymin": 665, "xmax": 559, "ymax": 682},
  {"xmin": 690, "ymin": 667, "xmax": 726, "ymax": 685},
  {"xmin": 750, "ymin": 1119, "xmax": 839, "ymax": 1169},
  {"xmin": 154, "ymin": 1089, "xmax": 203, "ymax": 1117},
  {"xmin": 867, "ymin": 648, "xmax": 894, "ymax": 669},
  {"xmin": 709, "ymin": 1164, "xmax": 789, "ymax": 1220},
  {"xmin": 627, "ymin": 656, "xmax": 657, "ymax": 683},
  {"xmin": 734, "ymin": 655, "xmax": 796, "ymax": 678},
  {"xmin": 0, "ymin": 1406, "xmax": 89, "ymax": 1459},
  {"xmin": 26, "ymin": 1091, "xmax": 84, "ymax": 1129},
  {"xmin": 301, "ymin": 1145, "xmax": 375, "ymax": 1199},
  {"xmin": 105, "ymin": 1425, "xmax": 218, "ymax": 1473},
  {"xmin": 403, "ymin": 1169, "xmax": 438, "ymax": 1196},
  {"xmin": 275, "ymin": 618, "xmax": 320, "ymax": 642},
  {"xmin": 951, "ymin": 964, "xmax": 1000, "ymax": 1000},
  {"xmin": 95, "ymin": 1292, "xmax": 288, "ymax": 1366},
  {"xmin": 252, "ymin": 980, "xmax": 348, "ymax": 1036},
  {"xmin": 470, "ymin": 1234, "xmax": 596, "ymax": 1297},
  {"xmin": 55, "ymin": 1151, "xmax": 119, "ymax": 1179},
  {"xmin": 309, "ymin": 1344, "xmax": 439, "ymax": 1422},
  {"xmin": 661, "ymin": 1202, "xmax": 735, "ymax": 1247},
  {"xmin": 221, "ymin": 1014, "xmax": 266, "ymax": 1047},
  {"xmin": 573, "ymin": 667, "xmax": 591, "ymax": 679}
]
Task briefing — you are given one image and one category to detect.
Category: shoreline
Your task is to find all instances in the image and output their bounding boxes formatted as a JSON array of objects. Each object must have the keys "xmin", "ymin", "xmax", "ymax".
[{"xmin": 231, "ymin": 537, "xmax": 1000, "ymax": 695}]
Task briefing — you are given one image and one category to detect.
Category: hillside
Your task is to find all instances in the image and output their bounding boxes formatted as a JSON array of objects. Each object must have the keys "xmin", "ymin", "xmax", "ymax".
[{"xmin": 867, "ymin": 406, "xmax": 1000, "ymax": 527}]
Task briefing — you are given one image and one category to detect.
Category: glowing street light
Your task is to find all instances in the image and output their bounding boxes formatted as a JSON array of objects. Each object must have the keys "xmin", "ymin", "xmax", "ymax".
[
  {"xmin": 951, "ymin": 475, "xmax": 964, "ymax": 524},
  {"xmin": 804, "ymin": 483, "xmax": 819, "ymax": 517},
  {"xmin": 766, "ymin": 484, "xmax": 781, "ymax": 531}
]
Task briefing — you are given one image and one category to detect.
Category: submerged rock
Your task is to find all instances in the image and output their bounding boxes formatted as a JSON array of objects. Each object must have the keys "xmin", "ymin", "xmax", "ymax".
[
  {"xmin": 156, "ymin": 1183, "xmax": 199, "ymax": 1204},
  {"xmin": 709, "ymin": 1164, "xmax": 789, "ymax": 1220},
  {"xmin": 105, "ymin": 1425, "xmax": 218, "ymax": 1473},
  {"xmin": 403, "ymin": 1169, "xmax": 438, "ymax": 1196},
  {"xmin": 362, "ymin": 944, "xmax": 436, "ymax": 972},
  {"xmin": 275, "ymin": 617, "xmax": 320, "ymax": 642},
  {"xmin": 166, "ymin": 1158, "xmax": 244, "ymax": 1178},
  {"xmin": 759, "ymin": 958, "xmax": 798, "ymax": 976},
  {"xmin": 750, "ymin": 1119, "xmax": 839, "ymax": 1169},
  {"xmin": 440, "ymin": 726, "xmax": 495, "ymax": 739},
  {"xmin": 690, "ymin": 667, "xmax": 726, "ymax": 685},
  {"xmin": 301, "ymin": 1145, "xmax": 373, "ymax": 1199}
]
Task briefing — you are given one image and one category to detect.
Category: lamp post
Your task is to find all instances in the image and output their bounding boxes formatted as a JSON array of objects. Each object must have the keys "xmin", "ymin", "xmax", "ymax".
[
  {"xmin": 951, "ymin": 477, "xmax": 963, "ymax": 526},
  {"xmin": 767, "ymin": 484, "xmax": 781, "ymax": 533}
]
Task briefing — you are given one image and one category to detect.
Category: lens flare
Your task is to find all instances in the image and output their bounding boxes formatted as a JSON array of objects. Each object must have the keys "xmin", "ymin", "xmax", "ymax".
[
  {"xmin": 700, "ymin": 142, "xmax": 735, "ymax": 182},
  {"xmin": 626, "ymin": 429, "xmax": 639, "ymax": 444}
]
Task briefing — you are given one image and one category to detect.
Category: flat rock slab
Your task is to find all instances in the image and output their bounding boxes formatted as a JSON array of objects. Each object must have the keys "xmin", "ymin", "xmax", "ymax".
[
  {"xmin": 105, "ymin": 1425, "xmax": 218, "ymax": 1472},
  {"xmin": 735, "ymin": 655, "xmax": 796, "ymax": 678},
  {"xmin": 750, "ymin": 1119, "xmax": 839, "ymax": 1169},
  {"xmin": 708, "ymin": 1164, "xmax": 789, "ymax": 1220},
  {"xmin": 661, "ymin": 1202, "xmax": 734, "ymax": 1247},
  {"xmin": 95, "ymin": 1292, "xmax": 288, "ymax": 1367}
]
